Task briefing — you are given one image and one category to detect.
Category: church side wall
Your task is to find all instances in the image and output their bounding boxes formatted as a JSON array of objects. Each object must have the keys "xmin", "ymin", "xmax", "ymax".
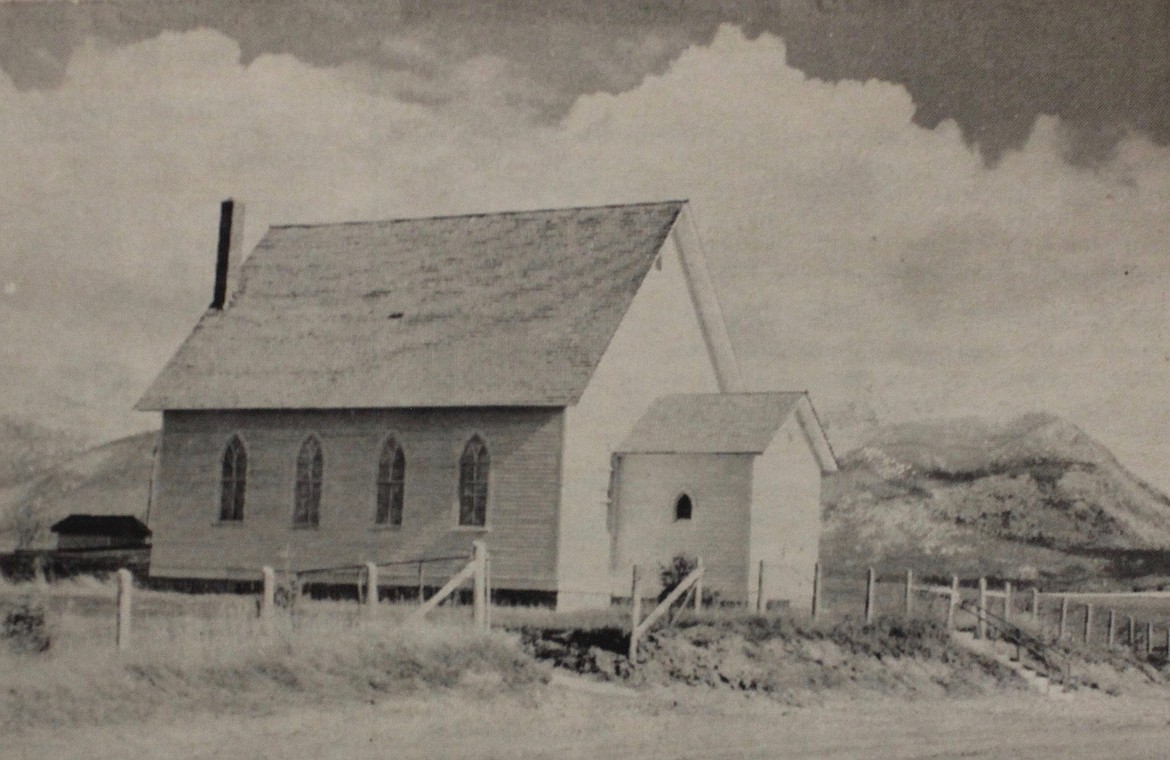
[
  {"xmin": 749, "ymin": 414, "xmax": 823, "ymax": 611},
  {"xmin": 150, "ymin": 407, "xmax": 563, "ymax": 590}
]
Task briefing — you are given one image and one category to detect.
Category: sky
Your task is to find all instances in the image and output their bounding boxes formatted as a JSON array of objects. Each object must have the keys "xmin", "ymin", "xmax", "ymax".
[{"xmin": 1, "ymin": 1, "xmax": 1168, "ymax": 487}]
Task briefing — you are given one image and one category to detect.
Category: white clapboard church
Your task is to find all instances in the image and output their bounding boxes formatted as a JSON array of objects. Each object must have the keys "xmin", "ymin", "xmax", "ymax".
[{"xmin": 137, "ymin": 199, "xmax": 836, "ymax": 610}]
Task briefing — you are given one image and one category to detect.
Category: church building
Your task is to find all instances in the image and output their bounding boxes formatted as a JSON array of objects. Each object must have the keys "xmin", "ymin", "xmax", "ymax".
[{"xmin": 137, "ymin": 199, "xmax": 835, "ymax": 610}]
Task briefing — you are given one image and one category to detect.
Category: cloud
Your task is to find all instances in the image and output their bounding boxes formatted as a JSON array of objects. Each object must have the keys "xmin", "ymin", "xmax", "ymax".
[{"xmin": 1, "ymin": 24, "xmax": 1169, "ymax": 493}]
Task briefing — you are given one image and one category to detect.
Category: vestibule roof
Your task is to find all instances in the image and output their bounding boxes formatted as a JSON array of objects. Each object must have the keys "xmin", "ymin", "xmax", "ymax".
[
  {"xmin": 617, "ymin": 392, "xmax": 838, "ymax": 473},
  {"xmin": 137, "ymin": 201, "xmax": 700, "ymax": 410}
]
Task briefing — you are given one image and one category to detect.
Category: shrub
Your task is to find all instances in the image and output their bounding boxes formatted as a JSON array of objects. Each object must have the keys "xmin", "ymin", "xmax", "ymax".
[
  {"xmin": 2, "ymin": 596, "xmax": 51, "ymax": 654},
  {"xmin": 658, "ymin": 554, "xmax": 699, "ymax": 602}
]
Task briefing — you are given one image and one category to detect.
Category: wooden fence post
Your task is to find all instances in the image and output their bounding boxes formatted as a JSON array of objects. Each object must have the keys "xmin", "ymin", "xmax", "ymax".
[
  {"xmin": 1146, "ymin": 621, "xmax": 1154, "ymax": 657},
  {"xmin": 116, "ymin": 568, "xmax": 132, "ymax": 652},
  {"xmin": 485, "ymin": 555, "xmax": 493, "ymax": 629},
  {"xmin": 472, "ymin": 541, "xmax": 487, "ymax": 631},
  {"xmin": 756, "ymin": 560, "xmax": 764, "ymax": 613},
  {"xmin": 695, "ymin": 557, "xmax": 704, "ymax": 612},
  {"xmin": 1003, "ymin": 581, "xmax": 1013, "ymax": 624},
  {"xmin": 1083, "ymin": 603, "xmax": 1093, "ymax": 645},
  {"xmin": 1107, "ymin": 609, "xmax": 1116, "ymax": 648},
  {"xmin": 864, "ymin": 568, "xmax": 876, "ymax": 625},
  {"xmin": 946, "ymin": 575, "xmax": 959, "ymax": 632},
  {"xmin": 1058, "ymin": 595, "xmax": 1069, "ymax": 640},
  {"xmin": 1031, "ymin": 587, "xmax": 1039, "ymax": 624},
  {"xmin": 261, "ymin": 566, "xmax": 275, "ymax": 621},
  {"xmin": 364, "ymin": 562, "xmax": 378, "ymax": 616},
  {"xmin": 629, "ymin": 565, "xmax": 642, "ymax": 660},
  {"xmin": 975, "ymin": 577, "xmax": 987, "ymax": 640},
  {"xmin": 904, "ymin": 569, "xmax": 914, "ymax": 619},
  {"xmin": 811, "ymin": 562, "xmax": 822, "ymax": 621}
]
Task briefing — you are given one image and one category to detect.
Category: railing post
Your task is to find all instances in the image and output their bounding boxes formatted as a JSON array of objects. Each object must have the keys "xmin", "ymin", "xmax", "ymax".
[
  {"xmin": 756, "ymin": 559, "xmax": 764, "ymax": 613},
  {"xmin": 946, "ymin": 575, "xmax": 959, "ymax": 632},
  {"xmin": 695, "ymin": 557, "xmax": 704, "ymax": 612},
  {"xmin": 1031, "ymin": 587, "xmax": 1039, "ymax": 624},
  {"xmin": 1003, "ymin": 581, "xmax": 1012, "ymax": 624},
  {"xmin": 261, "ymin": 565, "xmax": 275, "ymax": 621},
  {"xmin": 1128, "ymin": 616, "xmax": 1136, "ymax": 650},
  {"xmin": 472, "ymin": 541, "xmax": 487, "ymax": 631},
  {"xmin": 417, "ymin": 561, "xmax": 425, "ymax": 605},
  {"xmin": 864, "ymin": 568, "xmax": 876, "ymax": 625},
  {"xmin": 1083, "ymin": 603, "xmax": 1093, "ymax": 645},
  {"xmin": 1058, "ymin": 595, "xmax": 1069, "ymax": 640},
  {"xmin": 811, "ymin": 562, "xmax": 822, "ymax": 622},
  {"xmin": 116, "ymin": 568, "xmax": 132, "ymax": 652},
  {"xmin": 364, "ymin": 562, "xmax": 379, "ymax": 616},
  {"xmin": 904, "ymin": 569, "xmax": 914, "ymax": 619},
  {"xmin": 1146, "ymin": 621, "xmax": 1154, "ymax": 657},
  {"xmin": 976, "ymin": 577, "xmax": 987, "ymax": 640},
  {"xmin": 1107, "ymin": 609, "xmax": 1116, "ymax": 649},
  {"xmin": 629, "ymin": 565, "xmax": 642, "ymax": 661}
]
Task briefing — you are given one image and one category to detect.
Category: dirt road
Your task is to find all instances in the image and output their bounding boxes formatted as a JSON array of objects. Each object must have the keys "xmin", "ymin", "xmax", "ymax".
[{"xmin": 11, "ymin": 676, "xmax": 1170, "ymax": 759}]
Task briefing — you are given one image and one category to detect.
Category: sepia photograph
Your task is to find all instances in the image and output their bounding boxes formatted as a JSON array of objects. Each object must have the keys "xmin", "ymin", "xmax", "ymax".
[{"xmin": 2, "ymin": 1, "xmax": 1169, "ymax": 757}]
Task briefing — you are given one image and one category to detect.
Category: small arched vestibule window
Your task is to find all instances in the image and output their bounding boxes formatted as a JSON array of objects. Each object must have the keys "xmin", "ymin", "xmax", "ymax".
[{"xmin": 674, "ymin": 493, "xmax": 693, "ymax": 521}]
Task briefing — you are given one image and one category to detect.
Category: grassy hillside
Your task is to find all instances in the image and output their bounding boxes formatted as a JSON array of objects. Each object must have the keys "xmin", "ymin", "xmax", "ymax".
[
  {"xmin": 822, "ymin": 413, "xmax": 1170, "ymax": 583},
  {"xmin": 0, "ymin": 431, "xmax": 156, "ymax": 551}
]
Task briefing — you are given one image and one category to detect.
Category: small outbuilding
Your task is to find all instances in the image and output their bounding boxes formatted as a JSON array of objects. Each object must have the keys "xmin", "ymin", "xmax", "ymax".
[
  {"xmin": 50, "ymin": 514, "xmax": 152, "ymax": 551},
  {"xmin": 609, "ymin": 392, "xmax": 836, "ymax": 609}
]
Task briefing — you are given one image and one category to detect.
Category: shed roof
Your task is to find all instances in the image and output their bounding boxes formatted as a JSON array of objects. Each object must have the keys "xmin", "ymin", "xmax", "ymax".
[
  {"xmin": 617, "ymin": 392, "xmax": 838, "ymax": 471},
  {"xmin": 137, "ymin": 201, "xmax": 688, "ymax": 410},
  {"xmin": 50, "ymin": 515, "xmax": 152, "ymax": 538}
]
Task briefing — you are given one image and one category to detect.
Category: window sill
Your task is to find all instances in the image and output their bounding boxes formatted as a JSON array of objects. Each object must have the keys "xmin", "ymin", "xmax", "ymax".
[
  {"xmin": 289, "ymin": 524, "xmax": 320, "ymax": 530},
  {"xmin": 368, "ymin": 525, "xmax": 403, "ymax": 532},
  {"xmin": 212, "ymin": 520, "xmax": 245, "ymax": 527},
  {"xmin": 451, "ymin": 525, "xmax": 491, "ymax": 533}
]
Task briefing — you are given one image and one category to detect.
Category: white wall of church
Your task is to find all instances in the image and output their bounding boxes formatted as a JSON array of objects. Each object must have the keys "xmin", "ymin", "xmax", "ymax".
[
  {"xmin": 748, "ymin": 411, "xmax": 824, "ymax": 611},
  {"xmin": 556, "ymin": 234, "xmax": 722, "ymax": 609}
]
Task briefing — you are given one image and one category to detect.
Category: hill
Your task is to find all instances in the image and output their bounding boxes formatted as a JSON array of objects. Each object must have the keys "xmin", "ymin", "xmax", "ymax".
[
  {"xmin": 0, "ymin": 431, "xmax": 157, "ymax": 551},
  {"xmin": 822, "ymin": 413, "xmax": 1170, "ymax": 583}
]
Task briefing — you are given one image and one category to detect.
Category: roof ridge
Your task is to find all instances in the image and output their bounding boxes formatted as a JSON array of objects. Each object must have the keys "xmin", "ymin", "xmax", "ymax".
[{"xmin": 269, "ymin": 199, "xmax": 689, "ymax": 230}]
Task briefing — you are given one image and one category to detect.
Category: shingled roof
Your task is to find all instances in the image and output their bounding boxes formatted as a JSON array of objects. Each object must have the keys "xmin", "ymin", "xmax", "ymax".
[
  {"xmin": 617, "ymin": 392, "xmax": 838, "ymax": 471},
  {"xmin": 137, "ymin": 201, "xmax": 694, "ymax": 410}
]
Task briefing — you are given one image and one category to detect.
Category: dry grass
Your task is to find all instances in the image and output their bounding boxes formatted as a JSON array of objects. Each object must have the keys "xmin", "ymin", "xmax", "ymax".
[{"xmin": 0, "ymin": 578, "xmax": 547, "ymax": 734}]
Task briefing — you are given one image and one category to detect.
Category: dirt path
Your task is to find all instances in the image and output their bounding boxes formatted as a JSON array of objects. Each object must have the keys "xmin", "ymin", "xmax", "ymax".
[{"xmin": 11, "ymin": 678, "xmax": 1170, "ymax": 760}]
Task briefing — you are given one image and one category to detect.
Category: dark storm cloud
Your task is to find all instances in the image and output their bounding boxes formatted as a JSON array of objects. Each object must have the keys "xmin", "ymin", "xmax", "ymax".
[{"xmin": 2, "ymin": 0, "xmax": 1167, "ymax": 165}]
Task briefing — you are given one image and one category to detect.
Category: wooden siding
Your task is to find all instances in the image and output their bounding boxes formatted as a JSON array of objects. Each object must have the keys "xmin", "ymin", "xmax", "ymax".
[
  {"xmin": 559, "ymin": 234, "xmax": 723, "ymax": 609},
  {"xmin": 611, "ymin": 453, "xmax": 754, "ymax": 601},
  {"xmin": 149, "ymin": 407, "xmax": 564, "ymax": 589},
  {"xmin": 749, "ymin": 414, "xmax": 823, "ymax": 610}
]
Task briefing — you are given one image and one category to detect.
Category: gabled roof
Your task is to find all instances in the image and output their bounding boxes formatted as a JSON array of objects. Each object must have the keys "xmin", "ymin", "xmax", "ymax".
[
  {"xmin": 137, "ymin": 200, "xmax": 739, "ymax": 410},
  {"xmin": 50, "ymin": 514, "xmax": 152, "ymax": 538},
  {"xmin": 617, "ymin": 392, "xmax": 838, "ymax": 472}
]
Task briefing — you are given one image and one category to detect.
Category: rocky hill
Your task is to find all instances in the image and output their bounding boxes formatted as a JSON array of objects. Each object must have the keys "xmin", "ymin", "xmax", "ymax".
[
  {"xmin": 822, "ymin": 413, "xmax": 1170, "ymax": 583},
  {"xmin": 0, "ymin": 431, "xmax": 156, "ymax": 551}
]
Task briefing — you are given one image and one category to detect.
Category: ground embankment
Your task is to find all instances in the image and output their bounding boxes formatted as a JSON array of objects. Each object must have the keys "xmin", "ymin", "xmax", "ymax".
[{"xmin": 518, "ymin": 614, "xmax": 1170, "ymax": 703}]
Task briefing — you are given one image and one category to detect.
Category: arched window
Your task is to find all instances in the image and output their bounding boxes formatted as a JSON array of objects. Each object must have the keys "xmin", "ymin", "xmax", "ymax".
[
  {"xmin": 293, "ymin": 436, "xmax": 323, "ymax": 527},
  {"xmin": 675, "ymin": 493, "xmax": 693, "ymax": 521},
  {"xmin": 375, "ymin": 436, "xmax": 406, "ymax": 526},
  {"xmin": 219, "ymin": 435, "xmax": 246, "ymax": 521},
  {"xmin": 458, "ymin": 436, "xmax": 489, "ymax": 527}
]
